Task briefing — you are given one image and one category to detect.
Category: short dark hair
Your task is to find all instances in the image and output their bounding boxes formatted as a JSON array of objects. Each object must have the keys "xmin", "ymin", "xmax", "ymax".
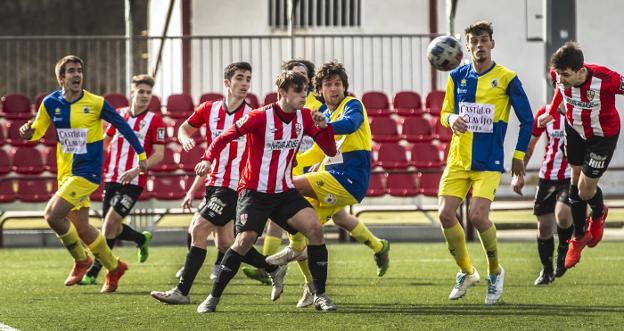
[
  {"xmin": 281, "ymin": 59, "xmax": 316, "ymax": 82},
  {"xmin": 131, "ymin": 74, "xmax": 155, "ymax": 89},
  {"xmin": 55, "ymin": 55, "xmax": 84, "ymax": 80},
  {"xmin": 275, "ymin": 71, "xmax": 308, "ymax": 93},
  {"xmin": 465, "ymin": 21, "xmax": 494, "ymax": 40},
  {"xmin": 313, "ymin": 61, "xmax": 349, "ymax": 103},
  {"xmin": 224, "ymin": 62, "xmax": 252, "ymax": 80},
  {"xmin": 551, "ymin": 41, "xmax": 584, "ymax": 71}
]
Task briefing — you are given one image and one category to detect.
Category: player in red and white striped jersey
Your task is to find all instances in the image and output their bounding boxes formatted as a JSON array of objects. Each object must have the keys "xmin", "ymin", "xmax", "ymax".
[
  {"xmin": 194, "ymin": 71, "xmax": 338, "ymax": 313},
  {"xmin": 538, "ymin": 42, "xmax": 623, "ymax": 269},
  {"xmin": 513, "ymin": 104, "xmax": 573, "ymax": 285}
]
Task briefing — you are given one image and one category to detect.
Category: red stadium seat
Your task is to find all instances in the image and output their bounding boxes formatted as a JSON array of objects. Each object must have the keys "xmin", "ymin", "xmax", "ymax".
[
  {"xmin": 264, "ymin": 92, "xmax": 278, "ymax": 106},
  {"xmin": 370, "ymin": 117, "xmax": 400, "ymax": 143},
  {"xmin": 0, "ymin": 179, "xmax": 16, "ymax": 202},
  {"xmin": 138, "ymin": 185, "xmax": 152, "ymax": 201},
  {"xmin": 148, "ymin": 95, "xmax": 162, "ymax": 114},
  {"xmin": 362, "ymin": 91, "xmax": 391, "ymax": 117},
  {"xmin": 34, "ymin": 93, "xmax": 47, "ymax": 111},
  {"xmin": 433, "ymin": 118, "xmax": 453, "ymax": 142},
  {"xmin": 376, "ymin": 143, "xmax": 409, "ymax": 170},
  {"xmin": 245, "ymin": 93, "xmax": 260, "ymax": 109},
  {"xmin": 409, "ymin": 143, "xmax": 444, "ymax": 169},
  {"xmin": 16, "ymin": 178, "xmax": 54, "ymax": 202},
  {"xmin": 179, "ymin": 144, "xmax": 204, "ymax": 172},
  {"xmin": 90, "ymin": 184, "xmax": 104, "ymax": 202},
  {"xmin": 6, "ymin": 121, "xmax": 36, "ymax": 147},
  {"xmin": 438, "ymin": 142, "xmax": 450, "ymax": 162},
  {"xmin": 12, "ymin": 147, "xmax": 45, "ymax": 174},
  {"xmin": 184, "ymin": 176, "xmax": 206, "ymax": 200},
  {"xmin": 45, "ymin": 147, "xmax": 57, "ymax": 173},
  {"xmin": 366, "ymin": 172, "xmax": 386, "ymax": 197},
  {"xmin": 41, "ymin": 127, "xmax": 57, "ymax": 146},
  {"xmin": 152, "ymin": 146, "xmax": 178, "ymax": 173},
  {"xmin": 0, "ymin": 125, "xmax": 5, "ymax": 145},
  {"xmin": 103, "ymin": 93, "xmax": 130, "ymax": 109},
  {"xmin": 400, "ymin": 117, "xmax": 434, "ymax": 142},
  {"xmin": 151, "ymin": 175, "xmax": 186, "ymax": 200},
  {"xmin": 1, "ymin": 94, "xmax": 32, "ymax": 120},
  {"xmin": 166, "ymin": 93, "xmax": 194, "ymax": 119},
  {"xmin": 419, "ymin": 172, "xmax": 442, "ymax": 197},
  {"xmin": 199, "ymin": 92, "xmax": 224, "ymax": 104},
  {"xmin": 386, "ymin": 173, "xmax": 419, "ymax": 197},
  {"xmin": 393, "ymin": 91, "xmax": 424, "ymax": 117},
  {"xmin": 0, "ymin": 149, "xmax": 11, "ymax": 174},
  {"xmin": 425, "ymin": 91, "xmax": 445, "ymax": 116},
  {"xmin": 168, "ymin": 119, "xmax": 202, "ymax": 144}
]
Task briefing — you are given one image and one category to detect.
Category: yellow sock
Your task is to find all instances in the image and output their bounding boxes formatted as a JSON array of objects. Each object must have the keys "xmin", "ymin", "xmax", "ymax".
[
  {"xmin": 288, "ymin": 232, "xmax": 307, "ymax": 252},
  {"xmin": 88, "ymin": 233, "xmax": 119, "ymax": 271},
  {"xmin": 297, "ymin": 260, "xmax": 314, "ymax": 284},
  {"xmin": 478, "ymin": 224, "xmax": 501, "ymax": 275},
  {"xmin": 58, "ymin": 222, "xmax": 87, "ymax": 261},
  {"xmin": 442, "ymin": 223, "xmax": 474, "ymax": 274},
  {"xmin": 263, "ymin": 235, "xmax": 282, "ymax": 256},
  {"xmin": 350, "ymin": 222, "xmax": 383, "ymax": 253}
]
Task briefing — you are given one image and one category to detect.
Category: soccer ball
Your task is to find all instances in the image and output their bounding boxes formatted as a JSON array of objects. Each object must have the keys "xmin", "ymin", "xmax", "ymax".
[{"xmin": 427, "ymin": 36, "xmax": 463, "ymax": 71}]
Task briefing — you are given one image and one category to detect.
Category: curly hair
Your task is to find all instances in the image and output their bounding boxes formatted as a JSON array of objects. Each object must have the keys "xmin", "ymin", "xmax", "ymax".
[{"xmin": 313, "ymin": 61, "xmax": 349, "ymax": 103}]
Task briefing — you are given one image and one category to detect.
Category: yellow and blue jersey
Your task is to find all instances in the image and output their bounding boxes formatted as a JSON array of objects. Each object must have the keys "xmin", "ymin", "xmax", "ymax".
[
  {"xmin": 305, "ymin": 92, "xmax": 323, "ymax": 111},
  {"xmin": 440, "ymin": 63, "xmax": 533, "ymax": 172},
  {"xmin": 31, "ymin": 89, "xmax": 146, "ymax": 184},
  {"xmin": 297, "ymin": 96, "xmax": 371, "ymax": 201}
]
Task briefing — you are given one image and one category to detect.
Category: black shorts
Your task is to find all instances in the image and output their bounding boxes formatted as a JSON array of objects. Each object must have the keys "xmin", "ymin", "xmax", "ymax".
[
  {"xmin": 533, "ymin": 178, "xmax": 571, "ymax": 216},
  {"xmin": 102, "ymin": 182, "xmax": 143, "ymax": 218},
  {"xmin": 235, "ymin": 189, "xmax": 311, "ymax": 235},
  {"xmin": 197, "ymin": 186, "xmax": 238, "ymax": 226},
  {"xmin": 565, "ymin": 124, "xmax": 619, "ymax": 178}
]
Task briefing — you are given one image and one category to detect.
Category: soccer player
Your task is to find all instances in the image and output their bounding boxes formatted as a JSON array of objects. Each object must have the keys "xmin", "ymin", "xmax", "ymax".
[
  {"xmin": 267, "ymin": 61, "xmax": 390, "ymax": 308},
  {"xmin": 437, "ymin": 21, "xmax": 533, "ymax": 304},
  {"xmin": 193, "ymin": 70, "xmax": 338, "ymax": 313},
  {"xmin": 80, "ymin": 74, "xmax": 166, "ymax": 285},
  {"xmin": 18, "ymin": 55, "xmax": 147, "ymax": 293},
  {"xmin": 538, "ymin": 42, "xmax": 622, "ymax": 268},
  {"xmin": 150, "ymin": 62, "xmax": 257, "ymax": 304},
  {"xmin": 512, "ymin": 103, "xmax": 573, "ymax": 285}
]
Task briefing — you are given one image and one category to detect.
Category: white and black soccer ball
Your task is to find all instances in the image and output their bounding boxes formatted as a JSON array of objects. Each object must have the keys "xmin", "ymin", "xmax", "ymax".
[{"xmin": 427, "ymin": 35, "xmax": 463, "ymax": 71}]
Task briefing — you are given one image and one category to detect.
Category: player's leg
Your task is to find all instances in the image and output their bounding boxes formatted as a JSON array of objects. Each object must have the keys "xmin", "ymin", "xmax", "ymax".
[
  {"xmin": 242, "ymin": 219, "xmax": 281, "ymax": 284},
  {"xmin": 554, "ymin": 198, "xmax": 573, "ymax": 277},
  {"xmin": 210, "ymin": 220, "xmax": 234, "ymax": 280},
  {"xmin": 532, "ymin": 179, "xmax": 557, "ymax": 285}
]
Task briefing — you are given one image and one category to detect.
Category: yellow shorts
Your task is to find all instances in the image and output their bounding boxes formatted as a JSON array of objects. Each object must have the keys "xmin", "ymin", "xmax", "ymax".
[
  {"xmin": 56, "ymin": 176, "xmax": 99, "ymax": 210},
  {"xmin": 438, "ymin": 166, "xmax": 501, "ymax": 201},
  {"xmin": 304, "ymin": 171, "xmax": 358, "ymax": 225}
]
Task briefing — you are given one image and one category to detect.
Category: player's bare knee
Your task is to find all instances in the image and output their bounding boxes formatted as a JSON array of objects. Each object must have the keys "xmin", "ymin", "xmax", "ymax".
[
  {"xmin": 578, "ymin": 189, "xmax": 595, "ymax": 201},
  {"xmin": 232, "ymin": 231, "xmax": 256, "ymax": 254},
  {"xmin": 438, "ymin": 209, "xmax": 457, "ymax": 227}
]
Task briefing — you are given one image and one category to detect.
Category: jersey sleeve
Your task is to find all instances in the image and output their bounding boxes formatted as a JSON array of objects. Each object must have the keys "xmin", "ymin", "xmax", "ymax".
[
  {"xmin": 187, "ymin": 101, "xmax": 210, "ymax": 128},
  {"xmin": 302, "ymin": 109, "xmax": 336, "ymax": 157},
  {"xmin": 149, "ymin": 115, "xmax": 167, "ymax": 145},
  {"xmin": 100, "ymin": 100, "xmax": 146, "ymax": 159},
  {"xmin": 440, "ymin": 74, "xmax": 456, "ymax": 128},
  {"xmin": 532, "ymin": 106, "xmax": 547, "ymax": 137},
  {"xmin": 201, "ymin": 109, "xmax": 261, "ymax": 162},
  {"xmin": 329, "ymin": 99, "xmax": 364, "ymax": 135},
  {"xmin": 507, "ymin": 76, "xmax": 534, "ymax": 159},
  {"xmin": 30, "ymin": 100, "xmax": 52, "ymax": 141},
  {"xmin": 612, "ymin": 71, "xmax": 624, "ymax": 94}
]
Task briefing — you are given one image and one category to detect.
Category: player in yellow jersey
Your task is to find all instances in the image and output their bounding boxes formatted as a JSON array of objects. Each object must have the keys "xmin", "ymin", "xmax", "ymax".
[
  {"xmin": 437, "ymin": 22, "xmax": 533, "ymax": 304},
  {"xmin": 19, "ymin": 55, "xmax": 147, "ymax": 293}
]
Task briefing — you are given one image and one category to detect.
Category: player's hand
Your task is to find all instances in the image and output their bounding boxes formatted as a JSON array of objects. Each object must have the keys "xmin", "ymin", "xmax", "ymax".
[
  {"xmin": 195, "ymin": 160, "xmax": 211, "ymax": 177},
  {"xmin": 511, "ymin": 158, "xmax": 525, "ymax": 177},
  {"xmin": 537, "ymin": 113, "xmax": 553, "ymax": 128},
  {"xmin": 119, "ymin": 167, "xmax": 140, "ymax": 185},
  {"xmin": 449, "ymin": 114, "xmax": 468, "ymax": 134},
  {"xmin": 19, "ymin": 120, "xmax": 35, "ymax": 140},
  {"xmin": 181, "ymin": 137, "xmax": 196, "ymax": 152},
  {"xmin": 511, "ymin": 175, "xmax": 525, "ymax": 196},
  {"xmin": 181, "ymin": 192, "xmax": 194, "ymax": 211},
  {"xmin": 138, "ymin": 159, "xmax": 148, "ymax": 174},
  {"xmin": 312, "ymin": 111, "xmax": 327, "ymax": 129}
]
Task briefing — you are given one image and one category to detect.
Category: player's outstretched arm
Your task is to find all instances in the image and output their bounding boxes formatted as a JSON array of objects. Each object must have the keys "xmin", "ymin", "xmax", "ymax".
[
  {"xmin": 508, "ymin": 76, "xmax": 534, "ymax": 177},
  {"xmin": 101, "ymin": 101, "xmax": 146, "ymax": 162}
]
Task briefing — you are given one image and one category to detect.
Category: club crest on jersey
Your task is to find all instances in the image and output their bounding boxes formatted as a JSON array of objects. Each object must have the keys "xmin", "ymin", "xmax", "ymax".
[
  {"xmin": 54, "ymin": 108, "xmax": 61, "ymax": 115},
  {"xmin": 157, "ymin": 128, "xmax": 165, "ymax": 141},
  {"xmin": 139, "ymin": 120, "xmax": 146, "ymax": 128},
  {"xmin": 491, "ymin": 79, "xmax": 498, "ymax": 88},
  {"xmin": 83, "ymin": 106, "xmax": 90, "ymax": 114},
  {"xmin": 239, "ymin": 213, "xmax": 248, "ymax": 225},
  {"xmin": 295, "ymin": 123, "xmax": 303, "ymax": 134},
  {"xmin": 586, "ymin": 89, "xmax": 596, "ymax": 101}
]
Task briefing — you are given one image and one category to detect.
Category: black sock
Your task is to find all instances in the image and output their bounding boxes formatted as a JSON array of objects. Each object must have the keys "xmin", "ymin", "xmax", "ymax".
[
  {"xmin": 557, "ymin": 225, "xmax": 573, "ymax": 250},
  {"xmin": 242, "ymin": 247, "xmax": 277, "ymax": 272},
  {"xmin": 214, "ymin": 250, "xmax": 225, "ymax": 265},
  {"xmin": 307, "ymin": 244, "xmax": 328, "ymax": 295},
  {"xmin": 537, "ymin": 237, "xmax": 554, "ymax": 272},
  {"xmin": 211, "ymin": 249, "xmax": 244, "ymax": 298},
  {"xmin": 586, "ymin": 186, "xmax": 604, "ymax": 220},
  {"xmin": 116, "ymin": 224, "xmax": 145, "ymax": 246},
  {"xmin": 177, "ymin": 246, "xmax": 207, "ymax": 296},
  {"xmin": 106, "ymin": 238, "xmax": 117, "ymax": 249},
  {"xmin": 186, "ymin": 233, "xmax": 192, "ymax": 251},
  {"xmin": 569, "ymin": 185, "xmax": 588, "ymax": 237}
]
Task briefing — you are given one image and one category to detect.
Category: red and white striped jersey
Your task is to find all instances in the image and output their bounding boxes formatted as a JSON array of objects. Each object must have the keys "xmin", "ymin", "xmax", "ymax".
[
  {"xmin": 549, "ymin": 64, "xmax": 624, "ymax": 139},
  {"xmin": 532, "ymin": 105, "xmax": 570, "ymax": 180},
  {"xmin": 203, "ymin": 103, "xmax": 337, "ymax": 194},
  {"xmin": 104, "ymin": 107, "xmax": 166, "ymax": 188},
  {"xmin": 187, "ymin": 100, "xmax": 252, "ymax": 190}
]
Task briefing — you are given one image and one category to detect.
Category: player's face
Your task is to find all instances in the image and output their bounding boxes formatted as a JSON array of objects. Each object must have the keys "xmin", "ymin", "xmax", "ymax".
[
  {"xmin": 131, "ymin": 83, "xmax": 153, "ymax": 111},
  {"xmin": 226, "ymin": 69, "xmax": 251, "ymax": 99},
  {"xmin": 321, "ymin": 75, "xmax": 345, "ymax": 108},
  {"xmin": 555, "ymin": 68, "xmax": 584, "ymax": 88},
  {"xmin": 282, "ymin": 85, "xmax": 307, "ymax": 111},
  {"xmin": 466, "ymin": 32, "xmax": 494, "ymax": 63},
  {"xmin": 60, "ymin": 62, "xmax": 83, "ymax": 93}
]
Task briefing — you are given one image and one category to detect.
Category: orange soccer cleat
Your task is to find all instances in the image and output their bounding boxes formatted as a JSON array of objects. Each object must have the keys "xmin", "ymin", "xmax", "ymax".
[
  {"xmin": 64, "ymin": 255, "xmax": 94, "ymax": 286},
  {"xmin": 564, "ymin": 232, "xmax": 592, "ymax": 269},
  {"xmin": 587, "ymin": 205, "xmax": 608, "ymax": 248},
  {"xmin": 100, "ymin": 260, "xmax": 128, "ymax": 293}
]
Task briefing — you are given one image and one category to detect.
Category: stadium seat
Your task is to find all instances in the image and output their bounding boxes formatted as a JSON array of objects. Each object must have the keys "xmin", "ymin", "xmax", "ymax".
[
  {"xmin": 386, "ymin": 173, "xmax": 419, "ymax": 197},
  {"xmin": 103, "ymin": 93, "xmax": 130, "ymax": 109},
  {"xmin": 34, "ymin": 93, "xmax": 47, "ymax": 111},
  {"xmin": 0, "ymin": 125, "xmax": 5, "ymax": 145},
  {"xmin": 425, "ymin": 91, "xmax": 445, "ymax": 116},
  {"xmin": 400, "ymin": 117, "xmax": 434, "ymax": 142},
  {"xmin": 264, "ymin": 92, "xmax": 278, "ymax": 105},
  {"xmin": 246, "ymin": 93, "xmax": 260, "ymax": 109},
  {"xmin": 148, "ymin": 95, "xmax": 162, "ymax": 114},
  {"xmin": 376, "ymin": 143, "xmax": 409, "ymax": 170},
  {"xmin": 16, "ymin": 178, "xmax": 53, "ymax": 202},
  {"xmin": 168, "ymin": 118, "xmax": 201, "ymax": 144},
  {"xmin": 0, "ymin": 179, "xmax": 16, "ymax": 202},
  {"xmin": 199, "ymin": 92, "xmax": 224, "ymax": 104},
  {"xmin": 12, "ymin": 147, "xmax": 45, "ymax": 174},
  {"xmin": 138, "ymin": 184, "xmax": 152, "ymax": 201},
  {"xmin": 362, "ymin": 91, "xmax": 391, "ymax": 117},
  {"xmin": 366, "ymin": 172, "xmax": 386, "ymax": 197},
  {"xmin": 1, "ymin": 94, "xmax": 32, "ymax": 120},
  {"xmin": 152, "ymin": 146, "xmax": 178, "ymax": 173},
  {"xmin": 393, "ymin": 91, "xmax": 424, "ymax": 117},
  {"xmin": 151, "ymin": 175, "xmax": 186, "ymax": 200},
  {"xmin": 179, "ymin": 144, "xmax": 204, "ymax": 172},
  {"xmin": 90, "ymin": 184, "xmax": 104, "ymax": 202},
  {"xmin": 166, "ymin": 93, "xmax": 194, "ymax": 119},
  {"xmin": 438, "ymin": 142, "xmax": 450, "ymax": 161},
  {"xmin": 433, "ymin": 118, "xmax": 453, "ymax": 142},
  {"xmin": 409, "ymin": 142, "xmax": 444, "ymax": 169},
  {"xmin": 41, "ymin": 127, "xmax": 57, "ymax": 146},
  {"xmin": 0, "ymin": 149, "xmax": 11, "ymax": 174},
  {"xmin": 6, "ymin": 121, "xmax": 36, "ymax": 147},
  {"xmin": 45, "ymin": 147, "xmax": 57, "ymax": 173},
  {"xmin": 370, "ymin": 117, "xmax": 400, "ymax": 143},
  {"xmin": 419, "ymin": 172, "xmax": 442, "ymax": 197}
]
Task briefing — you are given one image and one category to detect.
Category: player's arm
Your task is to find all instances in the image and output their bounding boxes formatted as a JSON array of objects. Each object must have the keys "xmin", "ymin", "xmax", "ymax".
[
  {"xmin": 329, "ymin": 100, "xmax": 364, "ymax": 135},
  {"xmin": 440, "ymin": 75, "xmax": 468, "ymax": 133},
  {"xmin": 507, "ymin": 76, "xmax": 534, "ymax": 177},
  {"xmin": 20, "ymin": 102, "xmax": 51, "ymax": 141},
  {"xmin": 181, "ymin": 174, "xmax": 206, "ymax": 211},
  {"xmin": 101, "ymin": 100, "xmax": 147, "ymax": 172},
  {"xmin": 306, "ymin": 110, "xmax": 337, "ymax": 157},
  {"xmin": 179, "ymin": 121, "xmax": 200, "ymax": 152}
]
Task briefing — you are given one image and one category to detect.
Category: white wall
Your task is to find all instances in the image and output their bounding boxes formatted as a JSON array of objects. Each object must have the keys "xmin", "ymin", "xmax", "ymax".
[{"xmin": 148, "ymin": 0, "xmax": 183, "ymax": 102}]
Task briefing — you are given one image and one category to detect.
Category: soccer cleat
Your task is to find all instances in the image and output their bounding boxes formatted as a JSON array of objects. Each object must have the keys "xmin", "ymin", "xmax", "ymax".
[
  {"xmin": 313, "ymin": 293, "xmax": 337, "ymax": 312},
  {"xmin": 241, "ymin": 266, "xmax": 271, "ymax": 285},
  {"xmin": 374, "ymin": 239, "xmax": 390, "ymax": 277},
  {"xmin": 534, "ymin": 269, "xmax": 554, "ymax": 286},
  {"xmin": 150, "ymin": 287, "xmax": 191, "ymax": 305},
  {"xmin": 78, "ymin": 275, "xmax": 97, "ymax": 285},
  {"xmin": 554, "ymin": 250, "xmax": 567, "ymax": 278},
  {"xmin": 448, "ymin": 268, "xmax": 480, "ymax": 300},
  {"xmin": 100, "ymin": 260, "xmax": 128, "ymax": 293},
  {"xmin": 197, "ymin": 295, "xmax": 220, "ymax": 313},
  {"xmin": 296, "ymin": 283, "xmax": 315, "ymax": 308},
  {"xmin": 268, "ymin": 265, "xmax": 288, "ymax": 301},
  {"xmin": 64, "ymin": 255, "xmax": 94, "ymax": 286},
  {"xmin": 175, "ymin": 266, "xmax": 184, "ymax": 279},
  {"xmin": 210, "ymin": 264, "xmax": 219, "ymax": 281},
  {"xmin": 138, "ymin": 231, "xmax": 153, "ymax": 263},
  {"xmin": 565, "ymin": 232, "xmax": 592, "ymax": 269},
  {"xmin": 485, "ymin": 266, "xmax": 505, "ymax": 305},
  {"xmin": 266, "ymin": 246, "xmax": 308, "ymax": 266},
  {"xmin": 587, "ymin": 205, "xmax": 608, "ymax": 248}
]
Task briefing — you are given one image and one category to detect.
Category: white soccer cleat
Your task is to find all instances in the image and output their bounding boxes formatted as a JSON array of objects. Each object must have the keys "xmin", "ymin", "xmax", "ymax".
[
  {"xmin": 485, "ymin": 266, "xmax": 505, "ymax": 305},
  {"xmin": 268, "ymin": 265, "xmax": 288, "ymax": 301},
  {"xmin": 313, "ymin": 293, "xmax": 337, "ymax": 312},
  {"xmin": 448, "ymin": 268, "xmax": 480, "ymax": 300},
  {"xmin": 266, "ymin": 246, "xmax": 308, "ymax": 266},
  {"xmin": 150, "ymin": 287, "xmax": 190, "ymax": 305},
  {"xmin": 209, "ymin": 265, "xmax": 219, "ymax": 281},
  {"xmin": 197, "ymin": 294, "xmax": 220, "ymax": 313},
  {"xmin": 175, "ymin": 266, "xmax": 184, "ymax": 279},
  {"xmin": 296, "ymin": 283, "xmax": 315, "ymax": 308}
]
